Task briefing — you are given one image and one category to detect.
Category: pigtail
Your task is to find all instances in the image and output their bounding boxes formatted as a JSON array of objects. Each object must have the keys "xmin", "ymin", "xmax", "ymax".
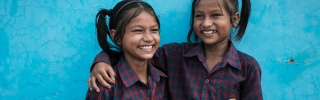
[
  {"xmin": 96, "ymin": 9, "xmax": 121, "ymax": 62},
  {"xmin": 235, "ymin": 0, "xmax": 251, "ymax": 41}
]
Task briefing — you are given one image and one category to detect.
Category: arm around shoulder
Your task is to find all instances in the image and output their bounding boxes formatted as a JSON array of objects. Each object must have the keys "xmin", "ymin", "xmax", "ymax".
[
  {"xmin": 88, "ymin": 51, "xmax": 116, "ymax": 91},
  {"xmin": 151, "ymin": 43, "xmax": 184, "ymax": 72},
  {"xmin": 90, "ymin": 51, "xmax": 112, "ymax": 72}
]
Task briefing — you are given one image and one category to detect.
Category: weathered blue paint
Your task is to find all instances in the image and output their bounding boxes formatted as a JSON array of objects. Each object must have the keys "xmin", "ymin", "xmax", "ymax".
[{"xmin": 0, "ymin": 0, "xmax": 319, "ymax": 99}]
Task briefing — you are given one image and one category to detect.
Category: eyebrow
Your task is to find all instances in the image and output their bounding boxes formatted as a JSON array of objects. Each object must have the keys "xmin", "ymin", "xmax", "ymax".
[{"xmin": 129, "ymin": 24, "xmax": 159, "ymax": 28}]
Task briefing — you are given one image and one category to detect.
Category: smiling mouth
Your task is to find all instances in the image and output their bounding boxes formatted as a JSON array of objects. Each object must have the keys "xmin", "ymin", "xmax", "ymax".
[
  {"xmin": 138, "ymin": 45, "xmax": 155, "ymax": 52},
  {"xmin": 202, "ymin": 30, "xmax": 218, "ymax": 34},
  {"xmin": 138, "ymin": 45, "xmax": 154, "ymax": 50}
]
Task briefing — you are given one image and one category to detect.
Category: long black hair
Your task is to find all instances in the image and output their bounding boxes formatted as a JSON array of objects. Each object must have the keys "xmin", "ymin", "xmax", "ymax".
[
  {"xmin": 95, "ymin": 0, "xmax": 160, "ymax": 65},
  {"xmin": 187, "ymin": 0, "xmax": 251, "ymax": 42}
]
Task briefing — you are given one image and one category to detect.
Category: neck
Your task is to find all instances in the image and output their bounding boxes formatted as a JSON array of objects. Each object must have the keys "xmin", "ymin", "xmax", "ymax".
[
  {"xmin": 203, "ymin": 39, "xmax": 229, "ymax": 58},
  {"xmin": 123, "ymin": 55, "xmax": 148, "ymax": 84},
  {"xmin": 203, "ymin": 39, "xmax": 229, "ymax": 72}
]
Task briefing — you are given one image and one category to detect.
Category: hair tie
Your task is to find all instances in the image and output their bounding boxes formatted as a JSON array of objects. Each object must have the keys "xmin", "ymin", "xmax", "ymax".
[{"xmin": 106, "ymin": 9, "xmax": 112, "ymax": 16}]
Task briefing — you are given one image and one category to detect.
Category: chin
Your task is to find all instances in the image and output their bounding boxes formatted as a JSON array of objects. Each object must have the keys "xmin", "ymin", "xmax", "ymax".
[
  {"xmin": 143, "ymin": 55, "xmax": 154, "ymax": 60},
  {"xmin": 201, "ymin": 39, "xmax": 217, "ymax": 44},
  {"xmin": 137, "ymin": 54, "xmax": 154, "ymax": 60}
]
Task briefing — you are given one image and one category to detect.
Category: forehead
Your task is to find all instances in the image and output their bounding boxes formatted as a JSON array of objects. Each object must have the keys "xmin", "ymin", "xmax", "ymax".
[
  {"xmin": 195, "ymin": 0, "xmax": 224, "ymax": 11},
  {"xmin": 126, "ymin": 11, "xmax": 158, "ymax": 27}
]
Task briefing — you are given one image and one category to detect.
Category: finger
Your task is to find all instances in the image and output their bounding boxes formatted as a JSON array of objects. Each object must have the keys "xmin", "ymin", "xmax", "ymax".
[
  {"xmin": 96, "ymin": 74, "xmax": 111, "ymax": 89},
  {"xmin": 88, "ymin": 77, "xmax": 92, "ymax": 91},
  {"xmin": 100, "ymin": 69, "xmax": 115, "ymax": 85},
  {"xmin": 90, "ymin": 77, "xmax": 100, "ymax": 92},
  {"xmin": 93, "ymin": 64, "xmax": 112, "ymax": 84},
  {"xmin": 105, "ymin": 66, "xmax": 116, "ymax": 84}
]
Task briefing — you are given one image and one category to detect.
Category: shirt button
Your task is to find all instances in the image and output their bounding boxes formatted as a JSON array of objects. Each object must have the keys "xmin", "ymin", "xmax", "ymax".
[{"xmin": 205, "ymin": 79, "xmax": 209, "ymax": 83}]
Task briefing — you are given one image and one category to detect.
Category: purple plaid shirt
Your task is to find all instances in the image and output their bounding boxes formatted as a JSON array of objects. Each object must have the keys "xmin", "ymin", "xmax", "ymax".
[
  {"xmin": 92, "ymin": 41, "xmax": 263, "ymax": 100},
  {"xmin": 86, "ymin": 56, "xmax": 168, "ymax": 100}
]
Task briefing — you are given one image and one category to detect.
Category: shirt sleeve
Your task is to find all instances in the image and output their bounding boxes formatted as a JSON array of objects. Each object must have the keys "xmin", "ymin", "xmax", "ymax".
[
  {"xmin": 241, "ymin": 58, "xmax": 263, "ymax": 100},
  {"xmin": 150, "ymin": 43, "xmax": 181, "ymax": 73},
  {"xmin": 90, "ymin": 43, "xmax": 182, "ymax": 73},
  {"xmin": 90, "ymin": 51, "xmax": 112, "ymax": 72},
  {"xmin": 89, "ymin": 49, "xmax": 165, "ymax": 72},
  {"xmin": 150, "ymin": 47, "xmax": 168, "ymax": 73}
]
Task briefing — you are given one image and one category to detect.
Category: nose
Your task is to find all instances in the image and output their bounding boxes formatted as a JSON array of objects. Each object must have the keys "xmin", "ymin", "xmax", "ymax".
[
  {"xmin": 202, "ymin": 18, "xmax": 213, "ymax": 27},
  {"xmin": 143, "ymin": 31, "xmax": 153, "ymax": 42}
]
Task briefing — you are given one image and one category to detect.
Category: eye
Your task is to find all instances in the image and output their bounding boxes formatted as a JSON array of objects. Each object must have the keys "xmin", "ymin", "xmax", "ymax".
[
  {"xmin": 194, "ymin": 14, "xmax": 203, "ymax": 19},
  {"xmin": 132, "ymin": 29, "xmax": 143, "ymax": 33},
  {"xmin": 151, "ymin": 28, "xmax": 159, "ymax": 33},
  {"xmin": 211, "ymin": 13, "xmax": 222, "ymax": 18}
]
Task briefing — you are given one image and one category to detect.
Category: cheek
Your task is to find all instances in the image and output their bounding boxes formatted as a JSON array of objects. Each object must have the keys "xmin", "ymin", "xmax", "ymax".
[
  {"xmin": 221, "ymin": 18, "xmax": 232, "ymax": 27},
  {"xmin": 193, "ymin": 21, "xmax": 201, "ymax": 30},
  {"xmin": 153, "ymin": 34, "xmax": 160, "ymax": 44},
  {"xmin": 121, "ymin": 35, "xmax": 136, "ymax": 45}
]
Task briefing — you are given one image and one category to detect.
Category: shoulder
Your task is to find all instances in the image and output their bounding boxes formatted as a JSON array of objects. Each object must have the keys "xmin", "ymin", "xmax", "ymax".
[
  {"xmin": 237, "ymin": 51, "xmax": 261, "ymax": 71},
  {"xmin": 85, "ymin": 82, "xmax": 114, "ymax": 100}
]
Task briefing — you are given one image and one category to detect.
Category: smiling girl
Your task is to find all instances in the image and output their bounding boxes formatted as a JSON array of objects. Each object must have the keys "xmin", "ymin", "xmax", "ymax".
[{"xmin": 85, "ymin": 0, "xmax": 168, "ymax": 99}]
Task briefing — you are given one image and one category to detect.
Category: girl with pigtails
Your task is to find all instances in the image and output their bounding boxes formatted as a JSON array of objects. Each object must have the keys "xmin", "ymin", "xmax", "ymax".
[
  {"xmin": 89, "ymin": 0, "xmax": 263, "ymax": 99},
  {"xmin": 86, "ymin": 0, "xmax": 169, "ymax": 99}
]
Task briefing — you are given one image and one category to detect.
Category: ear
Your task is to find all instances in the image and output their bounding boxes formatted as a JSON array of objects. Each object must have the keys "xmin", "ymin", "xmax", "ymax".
[
  {"xmin": 232, "ymin": 12, "xmax": 240, "ymax": 27},
  {"xmin": 110, "ymin": 29, "xmax": 121, "ymax": 45}
]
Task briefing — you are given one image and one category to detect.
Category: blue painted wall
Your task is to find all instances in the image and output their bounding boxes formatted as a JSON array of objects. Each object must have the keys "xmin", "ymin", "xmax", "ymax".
[{"xmin": 1, "ymin": 0, "xmax": 319, "ymax": 99}]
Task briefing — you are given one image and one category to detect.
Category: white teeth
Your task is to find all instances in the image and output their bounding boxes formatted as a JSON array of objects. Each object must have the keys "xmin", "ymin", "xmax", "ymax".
[
  {"xmin": 139, "ymin": 45, "xmax": 153, "ymax": 49},
  {"xmin": 202, "ymin": 30, "xmax": 217, "ymax": 34},
  {"xmin": 203, "ymin": 31, "xmax": 213, "ymax": 34}
]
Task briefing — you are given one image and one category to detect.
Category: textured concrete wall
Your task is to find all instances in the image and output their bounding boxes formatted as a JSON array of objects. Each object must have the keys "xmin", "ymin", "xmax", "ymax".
[{"xmin": 0, "ymin": 0, "xmax": 319, "ymax": 99}]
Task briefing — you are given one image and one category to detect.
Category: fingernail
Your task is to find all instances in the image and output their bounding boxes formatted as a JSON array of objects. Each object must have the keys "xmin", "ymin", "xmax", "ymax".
[
  {"xmin": 90, "ymin": 88, "xmax": 92, "ymax": 91},
  {"xmin": 112, "ymin": 78, "xmax": 115, "ymax": 83},
  {"xmin": 96, "ymin": 90, "xmax": 100, "ymax": 92}
]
